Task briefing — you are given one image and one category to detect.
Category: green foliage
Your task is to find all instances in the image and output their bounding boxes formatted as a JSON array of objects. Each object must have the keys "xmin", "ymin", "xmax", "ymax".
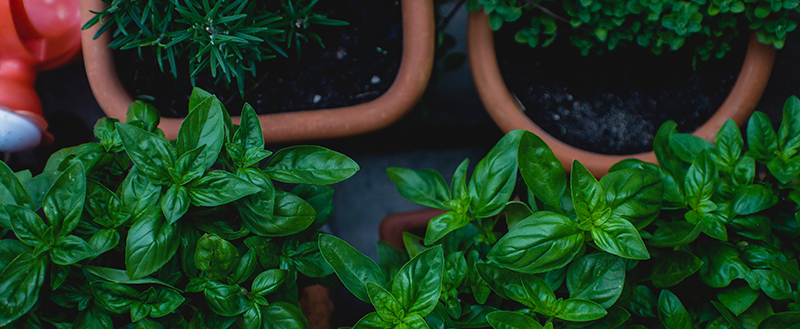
[
  {"xmin": 0, "ymin": 88, "xmax": 358, "ymax": 327},
  {"xmin": 83, "ymin": 0, "xmax": 347, "ymax": 96},
  {"xmin": 467, "ymin": 0, "xmax": 798, "ymax": 60},
  {"xmin": 365, "ymin": 95, "xmax": 800, "ymax": 328}
]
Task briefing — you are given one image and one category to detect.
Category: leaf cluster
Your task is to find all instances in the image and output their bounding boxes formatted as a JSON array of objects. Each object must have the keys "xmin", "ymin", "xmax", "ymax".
[
  {"xmin": 323, "ymin": 96, "xmax": 800, "ymax": 328},
  {"xmin": 0, "ymin": 88, "xmax": 359, "ymax": 327},
  {"xmin": 467, "ymin": 0, "xmax": 798, "ymax": 61},
  {"xmin": 82, "ymin": 0, "xmax": 347, "ymax": 96}
]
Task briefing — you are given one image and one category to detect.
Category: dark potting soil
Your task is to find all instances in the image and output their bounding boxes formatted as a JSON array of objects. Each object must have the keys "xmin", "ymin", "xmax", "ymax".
[
  {"xmin": 495, "ymin": 23, "xmax": 747, "ymax": 155},
  {"xmin": 114, "ymin": 0, "xmax": 403, "ymax": 117}
]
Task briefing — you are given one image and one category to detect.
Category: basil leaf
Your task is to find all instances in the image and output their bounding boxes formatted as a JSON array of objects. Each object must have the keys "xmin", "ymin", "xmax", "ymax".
[
  {"xmin": 654, "ymin": 121, "xmax": 688, "ymax": 179},
  {"xmin": 488, "ymin": 211, "xmax": 584, "ymax": 273},
  {"xmin": 203, "ymin": 281, "xmax": 249, "ymax": 317},
  {"xmin": 651, "ymin": 251, "xmax": 703, "ymax": 287},
  {"xmin": 696, "ymin": 240, "xmax": 750, "ymax": 288},
  {"xmin": 195, "ymin": 233, "xmax": 239, "ymax": 281},
  {"xmin": 271, "ymin": 191, "xmax": 316, "ymax": 236},
  {"xmin": 402, "ymin": 232, "xmax": 426, "ymax": 259},
  {"xmin": 230, "ymin": 249, "xmax": 257, "ymax": 285},
  {"xmin": 251, "ymin": 269, "xmax": 286, "ymax": 295},
  {"xmin": 753, "ymin": 269, "xmax": 792, "ymax": 300},
  {"xmin": 684, "ymin": 150, "xmax": 718, "ymax": 210},
  {"xmin": 670, "ymin": 133, "xmax": 717, "ymax": 163},
  {"xmin": 0, "ymin": 240, "xmax": 30, "ymax": 273},
  {"xmin": 292, "ymin": 184, "xmax": 334, "ymax": 232},
  {"xmin": 758, "ymin": 312, "xmax": 800, "ymax": 329},
  {"xmin": 591, "ymin": 217, "xmax": 649, "ymax": 260},
  {"xmin": 711, "ymin": 300, "xmax": 744, "ymax": 329},
  {"xmin": 647, "ymin": 221, "xmax": 702, "ymax": 247},
  {"xmin": 468, "ymin": 130, "xmax": 522, "ymax": 218},
  {"xmin": 50, "ymin": 235, "xmax": 95, "ymax": 265},
  {"xmin": 73, "ymin": 306, "xmax": 113, "ymax": 329},
  {"xmin": 717, "ymin": 282, "xmax": 759, "ymax": 316},
  {"xmin": 187, "ymin": 170, "xmax": 261, "ymax": 207},
  {"xmin": 567, "ymin": 253, "xmax": 626, "ymax": 308},
  {"xmin": 732, "ymin": 185, "xmax": 777, "ymax": 216},
  {"xmin": 235, "ymin": 168, "xmax": 278, "ymax": 236},
  {"xmin": 265, "ymin": 145, "xmax": 359, "ymax": 185},
  {"xmin": 486, "ymin": 311, "xmax": 543, "ymax": 329},
  {"xmin": 425, "ymin": 211, "xmax": 470, "ymax": 245},
  {"xmin": 231, "ymin": 104, "xmax": 265, "ymax": 160},
  {"xmin": 319, "ymin": 234, "xmax": 386, "ymax": 303},
  {"xmin": 747, "ymin": 111, "xmax": 779, "ymax": 163},
  {"xmin": 86, "ymin": 180, "xmax": 127, "ymax": 228},
  {"xmin": 778, "ymin": 95, "xmax": 800, "ymax": 158},
  {"xmin": 477, "ymin": 263, "xmax": 538, "ymax": 308},
  {"xmin": 0, "ymin": 252, "xmax": 45, "ymax": 326},
  {"xmin": 586, "ymin": 306, "xmax": 631, "ymax": 329},
  {"xmin": 176, "ymin": 96, "xmax": 225, "ymax": 171},
  {"xmin": 43, "ymin": 162, "xmax": 86, "ymax": 239},
  {"xmin": 119, "ymin": 167, "xmax": 161, "ymax": 221},
  {"xmin": 0, "ymin": 161, "xmax": 32, "ymax": 229},
  {"xmin": 126, "ymin": 211, "xmax": 180, "ymax": 280},
  {"xmin": 261, "ymin": 302, "xmax": 310, "ymax": 329},
  {"xmin": 571, "ymin": 160, "xmax": 607, "ymax": 224},
  {"xmin": 768, "ymin": 260, "xmax": 800, "ymax": 283},
  {"xmin": 172, "ymin": 145, "xmax": 206, "ymax": 184},
  {"xmin": 450, "ymin": 159, "xmax": 469, "ymax": 200},
  {"xmin": 505, "ymin": 201, "xmax": 533, "ymax": 230},
  {"xmin": 83, "ymin": 266, "xmax": 178, "ymax": 289},
  {"xmin": 386, "ymin": 167, "xmax": 451, "ymax": 210},
  {"xmin": 90, "ymin": 281, "xmax": 139, "ymax": 314},
  {"xmin": 6, "ymin": 205, "xmax": 49, "ymax": 247},
  {"xmin": 626, "ymin": 285, "xmax": 657, "ymax": 318},
  {"xmin": 658, "ymin": 290, "xmax": 691, "ymax": 329},
  {"xmin": 518, "ymin": 130, "xmax": 566, "ymax": 209},
  {"xmin": 600, "ymin": 168, "xmax": 662, "ymax": 230},
  {"xmin": 731, "ymin": 156, "xmax": 756, "ymax": 191},
  {"xmin": 367, "ymin": 282, "xmax": 405, "ymax": 323},
  {"xmin": 352, "ymin": 312, "xmax": 391, "ymax": 329},
  {"xmin": 715, "ymin": 119, "xmax": 744, "ymax": 170},
  {"xmin": 766, "ymin": 156, "xmax": 800, "ymax": 184},
  {"xmin": 162, "ymin": 185, "xmax": 190, "ymax": 224},
  {"xmin": 117, "ymin": 123, "xmax": 176, "ymax": 185},
  {"xmin": 126, "ymin": 100, "xmax": 160, "ymax": 132},
  {"xmin": 392, "ymin": 245, "xmax": 444, "ymax": 316},
  {"xmin": 558, "ymin": 299, "xmax": 607, "ymax": 322},
  {"xmin": 140, "ymin": 286, "xmax": 184, "ymax": 318}
]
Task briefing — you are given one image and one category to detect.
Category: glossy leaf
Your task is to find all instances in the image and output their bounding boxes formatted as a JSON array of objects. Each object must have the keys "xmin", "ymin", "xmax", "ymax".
[
  {"xmin": 571, "ymin": 160, "xmax": 607, "ymax": 223},
  {"xmin": 658, "ymin": 290, "xmax": 691, "ymax": 329},
  {"xmin": 424, "ymin": 211, "xmax": 470, "ymax": 245},
  {"xmin": 252, "ymin": 269, "xmax": 287, "ymax": 295},
  {"xmin": 486, "ymin": 311, "xmax": 543, "ymax": 329},
  {"xmin": 684, "ymin": 151, "xmax": 718, "ymax": 210},
  {"xmin": 567, "ymin": 253, "xmax": 626, "ymax": 308},
  {"xmin": 647, "ymin": 221, "xmax": 702, "ymax": 247},
  {"xmin": 187, "ymin": 170, "xmax": 260, "ymax": 207},
  {"xmin": 43, "ymin": 162, "xmax": 86, "ymax": 238},
  {"xmin": 696, "ymin": 240, "xmax": 750, "ymax": 288},
  {"xmin": 0, "ymin": 161, "xmax": 33, "ymax": 229},
  {"xmin": 50, "ymin": 235, "xmax": 96, "ymax": 265},
  {"xmin": 468, "ymin": 130, "xmax": 522, "ymax": 218},
  {"xmin": 717, "ymin": 282, "xmax": 759, "ymax": 316},
  {"xmin": 319, "ymin": 234, "xmax": 386, "ymax": 303},
  {"xmin": 600, "ymin": 168, "xmax": 663, "ymax": 229},
  {"xmin": 670, "ymin": 133, "xmax": 717, "ymax": 163},
  {"xmin": 117, "ymin": 123, "xmax": 176, "ymax": 185},
  {"xmin": 195, "ymin": 233, "xmax": 239, "ymax": 281},
  {"xmin": 651, "ymin": 251, "xmax": 703, "ymax": 287},
  {"xmin": 715, "ymin": 119, "xmax": 744, "ymax": 169},
  {"xmin": 746, "ymin": 112, "xmax": 778, "ymax": 163},
  {"xmin": 591, "ymin": 217, "xmax": 650, "ymax": 260},
  {"xmin": 126, "ymin": 212, "xmax": 180, "ymax": 280},
  {"xmin": 778, "ymin": 96, "xmax": 800, "ymax": 157},
  {"xmin": 266, "ymin": 145, "xmax": 359, "ymax": 185},
  {"xmin": 392, "ymin": 245, "xmax": 444, "ymax": 316},
  {"xmin": 0, "ymin": 252, "xmax": 45, "ymax": 326},
  {"xmin": 161, "ymin": 184, "xmax": 190, "ymax": 224},
  {"xmin": 176, "ymin": 96, "xmax": 225, "ymax": 171},
  {"xmin": 732, "ymin": 185, "xmax": 776, "ymax": 216},
  {"xmin": 518, "ymin": 130, "xmax": 566, "ymax": 209}
]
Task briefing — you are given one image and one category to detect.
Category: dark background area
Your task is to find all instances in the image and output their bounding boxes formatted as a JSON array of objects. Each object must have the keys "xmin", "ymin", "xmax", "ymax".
[{"xmin": 4, "ymin": 6, "xmax": 800, "ymax": 327}]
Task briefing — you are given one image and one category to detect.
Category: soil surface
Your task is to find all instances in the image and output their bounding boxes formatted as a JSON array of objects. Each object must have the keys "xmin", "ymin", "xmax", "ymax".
[
  {"xmin": 114, "ymin": 0, "xmax": 403, "ymax": 117},
  {"xmin": 495, "ymin": 21, "xmax": 747, "ymax": 155}
]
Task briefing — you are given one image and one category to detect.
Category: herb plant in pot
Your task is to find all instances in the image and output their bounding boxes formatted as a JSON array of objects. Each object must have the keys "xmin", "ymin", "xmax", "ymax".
[
  {"xmin": 466, "ymin": 0, "xmax": 791, "ymax": 176},
  {"xmin": 0, "ymin": 88, "xmax": 360, "ymax": 328},
  {"xmin": 79, "ymin": 0, "xmax": 434, "ymax": 142},
  {"xmin": 339, "ymin": 96, "xmax": 800, "ymax": 328}
]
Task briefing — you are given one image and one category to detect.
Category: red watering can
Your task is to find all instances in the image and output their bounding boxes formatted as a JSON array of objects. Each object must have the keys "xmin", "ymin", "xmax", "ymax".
[{"xmin": 0, "ymin": 0, "xmax": 81, "ymax": 152}]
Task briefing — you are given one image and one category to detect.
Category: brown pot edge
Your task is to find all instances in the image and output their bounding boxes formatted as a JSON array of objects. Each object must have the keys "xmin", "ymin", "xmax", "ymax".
[
  {"xmin": 467, "ymin": 12, "xmax": 777, "ymax": 177},
  {"xmin": 379, "ymin": 208, "xmax": 446, "ymax": 250},
  {"xmin": 80, "ymin": 0, "xmax": 435, "ymax": 142}
]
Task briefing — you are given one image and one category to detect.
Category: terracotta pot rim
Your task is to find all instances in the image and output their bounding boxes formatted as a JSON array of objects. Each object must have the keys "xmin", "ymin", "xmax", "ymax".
[
  {"xmin": 80, "ymin": 0, "xmax": 434, "ymax": 142},
  {"xmin": 379, "ymin": 208, "xmax": 445, "ymax": 250},
  {"xmin": 467, "ymin": 11, "xmax": 776, "ymax": 177}
]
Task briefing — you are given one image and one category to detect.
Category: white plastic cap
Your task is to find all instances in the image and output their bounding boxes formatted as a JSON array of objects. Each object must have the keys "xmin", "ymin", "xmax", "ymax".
[{"xmin": 0, "ymin": 107, "xmax": 42, "ymax": 152}]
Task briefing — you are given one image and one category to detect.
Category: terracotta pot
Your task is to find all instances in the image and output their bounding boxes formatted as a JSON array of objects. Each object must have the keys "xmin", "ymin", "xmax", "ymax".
[
  {"xmin": 300, "ymin": 285, "xmax": 334, "ymax": 329},
  {"xmin": 80, "ymin": 0, "xmax": 434, "ymax": 142},
  {"xmin": 467, "ymin": 12, "xmax": 776, "ymax": 177},
  {"xmin": 379, "ymin": 208, "xmax": 445, "ymax": 250}
]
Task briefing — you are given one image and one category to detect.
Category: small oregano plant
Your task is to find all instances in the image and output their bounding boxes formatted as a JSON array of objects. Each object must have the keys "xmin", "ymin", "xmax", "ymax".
[
  {"xmin": 468, "ymin": 0, "xmax": 798, "ymax": 60},
  {"xmin": 0, "ymin": 88, "xmax": 359, "ymax": 327},
  {"xmin": 321, "ymin": 96, "xmax": 800, "ymax": 328}
]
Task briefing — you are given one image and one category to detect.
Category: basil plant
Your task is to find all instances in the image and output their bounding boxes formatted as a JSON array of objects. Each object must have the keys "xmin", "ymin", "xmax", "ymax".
[
  {"xmin": 0, "ymin": 88, "xmax": 359, "ymax": 328},
  {"xmin": 351, "ymin": 96, "xmax": 800, "ymax": 328}
]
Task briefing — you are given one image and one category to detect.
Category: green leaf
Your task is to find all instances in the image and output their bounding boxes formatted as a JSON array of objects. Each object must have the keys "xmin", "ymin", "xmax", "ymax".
[
  {"xmin": 746, "ymin": 112, "xmax": 778, "ymax": 163},
  {"xmin": 647, "ymin": 221, "xmax": 702, "ymax": 247},
  {"xmin": 392, "ymin": 245, "xmax": 444, "ymax": 316},
  {"xmin": 586, "ymin": 306, "xmax": 631, "ymax": 329},
  {"xmin": 778, "ymin": 96, "xmax": 800, "ymax": 158},
  {"xmin": 753, "ymin": 269, "xmax": 792, "ymax": 300},
  {"xmin": 265, "ymin": 145, "xmax": 359, "ymax": 185},
  {"xmin": 732, "ymin": 185, "xmax": 777, "ymax": 216},
  {"xmin": 715, "ymin": 119, "xmax": 744, "ymax": 169},
  {"xmin": 203, "ymin": 281, "xmax": 250, "ymax": 317},
  {"xmin": 717, "ymin": 282, "xmax": 759, "ymax": 316},
  {"xmin": 195, "ymin": 233, "xmax": 239, "ymax": 281},
  {"xmin": 669, "ymin": 133, "xmax": 717, "ymax": 163},
  {"xmin": 486, "ymin": 311, "xmax": 543, "ymax": 329},
  {"xmin": 468, "ymin": 130, "xmax": 522, "ymax": 218},
  {"xmin": 187, "ymin": 170, "xmax": 261, "ymax": 207},
  {"xmin": 50, "ymin": 235, "xmax": 96, "ymax": 265},
  {"xmin": 767, "ymin": 156, "xmax": 800, "ymax": 184},
  {"xmin": 83, "ymin": 266, "xmax": 178, "ymax": 289},
  {"xmin": 424, "ymin": 211, "xmax": 470, "ymax": 245},
  {"xmin": 0, "ymin": 161, "xmax": 33, "ymax": 229},
  {"xmin": 450, "ymin": 159, "xmax": 469, "ymax": 200},
  {"xmin": 271, "ymin": 191, "xmax": 317, "ymax": 236},
  {"xmin": 591, "ymin": 217, "xmax": 650, "ymax": 260},
  {"xmin": 696, "ymin": 240, "xmax": 750, "ymax": 288},
  {"xmin": 352, "ymin": 312, "xmax": 391, "ymax": 329},
  {"xmin": 367, "ymin": 282, "xmax": 405, "ymax": 322},
  {"xmin": 477, "ymin": 263, "xmax": 540, "ymax": 308},
  {"xmin": 571, "ymin": 160, "xmax": 607, "ymax": 224},
  {"xmin": 117, "ymin": 123, "xmax": 176, "ymax": 185},
  {"xmin": 119, "ymin": 167, "xmax": 162, "ymax": 221},
  {"xmin": 505, "ymin": 201, "xmax": 533, "ymax": 229},
  {"xmin": 73, "ymin": 306, "xmax": 113, "ymax": 329},
  {"xmin": 600, "ymin": 168, "xmax": 663, "ymax": 230},
  {"xmin": 567, "ymin": 253, "xmax": 626, "ymax": 308},
  {"xmin": 235, "ymin": 168, "xmax": 279, "ymax": 236},
  {"xmin": 712, "ymin": 300, "xmax": 745, "ymax": 329},
  {"xmin": 651, "ymin": 251, "xmax": 703, "ymax": 287},
  {"xmin": 161, "ymin": 185, "xmax": 190, "ymax": 224},
  {"xmin": 627, "ymin": 285, "xmax": 657, "ymax": 318},
  {"xmin": 177, "ymin": 96, "xmax": 226, "ymax": 171},
  {"xmin": 140, "ymin": 286, "xmax": 184, "ymax": 318},
  {"xmin": 758, "ymin": 312, "xmax": 800, "ymax": 329},
  {"xmin": 261, "ymin": 302, "xmax": 310, "ymax": 329},
  {"xmin": 126, "ymin": 100, "xmax": 160, "ymax": 132},
  {"xmin": 230, "ymin": 104, "xmax": 265, "ymax": 161},
  {"xmin": 488, "ymin": 211, "xmax": 584, "ymax": 273},
  {"xmin": 230, "ymin": 249, "xmax": 257, "ymax": 284},
  {"xmin": 658, "ymin": 290, "xmax": 691, "ymax": 329},
  {"xmin": 518, "ymin": 130, "xmax": 567, "ymax": 209},
  {"xmin": 318, "ymin": 234, "xmax": 386, "ymax": 303},
  {"xmin": 684, "ymin": 150, "xmax": 718, "ymax": 210},
  {"xmin": 91, "ymin": 281, "xmax": 139, "ymax": 314},
  {"xmin": 0, "ymin": 240, "xmax": 30, "ymax": 274},
  {"xmin": 655, "ymin": 121, "xmax": 688, "ymax": 179},
  {"xmin": 252, "ymin": 269, "xmax": 286, "ymax": 295},
  {"xmin": 43, "ymin": 162, "xmax": 86, "ymax": 238},
  {"xmin": 387, "ymin": 167, "xmax": 450, "ymax": 210},
  {"xmin": 6, "ymin": 205, "xmax": 49, "ymax": 247},
  {"xmin": 0, "ymin": 252, "xmax": 45, "ymax": 326},
  {"xmin": 126, "ymin": 212, "xmax": 180, "ymax": 280},
  {"xmin": 558, "ymin": 299, "xmax": 607, "ymax": 322}
]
